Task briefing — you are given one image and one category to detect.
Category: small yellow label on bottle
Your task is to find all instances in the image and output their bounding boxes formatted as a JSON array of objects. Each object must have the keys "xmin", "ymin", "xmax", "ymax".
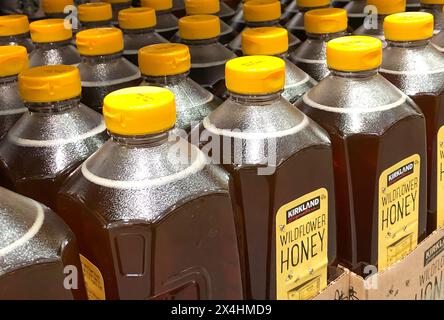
[
  {"xmin": 80, "ymin": 254, "xmax": 106, "ymax": 300},
  {"xmin": 438, "ymin": 126, "xmax": 444, "ymax": 229},
  {"xmin": 276, "ymin": 188, "xmax": 328, "ymax": 300},
  {"xmin": 378, "ymin": 154, "xmax": 420, "ymax": 271}
]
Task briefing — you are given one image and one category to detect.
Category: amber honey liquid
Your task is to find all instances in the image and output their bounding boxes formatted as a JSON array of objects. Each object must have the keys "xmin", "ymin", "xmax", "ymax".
[{"xmin": 297, "ymin": 101, "xmax": 427, "ymax": 273}]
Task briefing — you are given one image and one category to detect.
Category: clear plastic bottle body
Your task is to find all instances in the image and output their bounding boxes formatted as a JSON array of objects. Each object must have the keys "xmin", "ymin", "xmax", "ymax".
[
  {"xmin": 0, "ymin": 75, "xmax": 26, "ymax": 139},
  {"xmin": 122, "ymin": 28, "xmax": 168, "ymax": 66},
  {"xmin": 0, "ymin": 97, "xmax": 108, "ymax": 210},
  {"xmin": 179, "ymin": 37, "xmax": 236, "ymax": 92},
  {"xmin": 285, "ymin": 5, "xmax": 330, "ymax": 41},
  {"xmin": 380, "ymin": 39, "xmax": 444, "ymax": 232},
  {"xmin": 228, "ymin": 19, "xmax": 301, "ymax": 56},
  {"xmin": 155, "ymin": 9, "xmax": 179, "ymax": 39},
  {"xmin": 343, "ymin": 0, "xmax": 366, "ymax": 30},
  {"xmin": 141, "ymin": 73, "xmax": 221, "ymax": 135},
  {"xmin": 57, "ymin": 132, "xmax": 244, "ymax": 300},
  {"xmin": 353, "ymin": 15, "xmax": 386, "ymax": 47},
  {"xmin": 289, "ymin": 31, "xmax": 348, "ymax": 82},
  {"xmin": 0, "ymin": 187, "xmax": 87, "ymax": 300},
  {"xmin": 198, "ymin": 91, "xmax": 337, "ymax": 299},
  {"xmin": 0, "ymin": 32, "xmax": 34, "ymax": 52},
  {"xmin": 294, "ymin": 69, "xmax": 427, "ymax": 273},
  {"xmin": 432, "ymin": 29, "xmax": 444, "ymax": 53},
  {"xmin": 421, "ymin": 3, "xmax": 444, "ymax": 33},
  {"xmin": 228, "ymin": 3, "xmax": 246, "ymax": 32},
  {"xmin": 77, "ymin": 52, "xmax": 142, "ymax": 113},
  {"xmin": 29, "ymin": 40, "xmax": 81, "ymax": 67},
  {"xmin": 281, "ymin": 1, "xmax": 298, "ymax": 24}
]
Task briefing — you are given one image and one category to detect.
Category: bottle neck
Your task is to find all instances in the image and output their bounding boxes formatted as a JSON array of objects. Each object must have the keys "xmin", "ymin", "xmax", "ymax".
[
  {"xmin": 143, "ymin": 72, "xmax": 188, "ymax": 85},
  {"xmin": 386, "ymin": 39, "xmax": 430, "ymax": 48},
  {"xmin": 81, "ymin": 51, "xmax": 123, "ymax": 63},
  {"xmin": 246, "ymin": 19, "xmax": 278, "ymax": 27},
  {"xmin": 122, "ymin": 27, "xmax": 155, "ymax": 35},
  {"xmin": 157, "ymin": 8, "xmax": 173, "ymax": 15},
  {"xmin": 297, "ymin": 5, "xmax": 329, "ymax": 13},
  {"xmin": 26, "ymin": 97, "xmax": 80, "ymax": 113},
  {"xmin": 228, "ymin": 91, "xmax": 282, "ymax": 104},
  {"xmin": 181, "ymin": 37, "xmax": 219, "ymax": 45},
  {"xmin": 80, "ymin": 20, "xmax": 113, "ymax": 29},
  {"xmin": 306, "ymin": 30, "xmax": 348, "ymax": 40},
  {"xmin": 35, "ymin": 39, "xmax": 72, "ymax": 49},
  {"xmin": 330, "ymin": 69, "xmax": 379, "ymax": 79},
  {"xmin": 110, "ymin": 130, "xmax": 171, "ymax": 147},
  {"xmin": 0, "ymin": 75, "xmax": 18, "ymax": 86},
  {"xmin": 0, "ymin": 32, "xmax": 29, "ymax": 41}
]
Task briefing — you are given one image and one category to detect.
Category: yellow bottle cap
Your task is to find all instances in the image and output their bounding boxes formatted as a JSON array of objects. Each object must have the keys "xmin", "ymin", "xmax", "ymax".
[
  {"xmin": 242, "ymin": 27, "xmax": 288, "ymax": 55},
  {"xmin": 42, "ymin": 0, "xmax": 74, "ymax": 14},
  {"xmin": 179, "ymin": 15, "xmax": 220, "ymax": 40},
  {"xmin": 78, "ymin": 2, "xmax": 113, "ymax": 23},
  {"xmin": 76, "ymin": 28, "xmax": 124, "ymax": 56},
  {"xmin": 19, "ymin": 65, "xmax": 81, "ymax": 103},
  {"xmin": 30, "ymin": 19, "xmax": 72, "ymax": 43},
  {"xmin": 297, "ymin": 0, "xmax": 331, "ymax": 8},
  {"xmin": 367, "ymin": 0, "xmax": 405, "ymax": 15},
  {"xmin": 0, "ymin": 46, "xmax": 28, "ymax": 77},
  {"xmin": 384, "ymin": 12, "xmax": 434, "ymax": 41},
  {"xmin": 0, "ymin": 15, "xmax": 30, "ymax": 36},
  {"xmin": 305, "ymin": 8, "xmax": 348, "ymax": 34},
  {"xmin": 327, "ymin": 36, "xmax": 382, "ymax": 72},
  {"xmin": 141, "ymin": 0, "xmax": 173, "ymax": 11},
  {"xmin": 185, "ymin": 0, "xmax": 220, "ymax": 14},
  {"xmin": 103, "ymin": 86, "xmax": 176, "ymax": 136},
  {"xmin": 243, "ymin": 0, "xmax": 281, "ymax": 23},
  {"xmin": 420, "ymin": 0, "xmax": 444, "ymax": 4},
  {"xmin": 139, "ymin": 43, "xmax": 190, "ymax": 76},
  {"xmin": 118, "ymin": 7, "xmax": 157, "ymax": 29},
  {"xmin": 226, "ymin": 55, "xmax": 285, "ymax": 94}
]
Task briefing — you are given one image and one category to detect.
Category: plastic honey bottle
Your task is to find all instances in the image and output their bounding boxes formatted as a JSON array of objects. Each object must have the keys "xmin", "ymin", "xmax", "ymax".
[
  {"xmin": 199, "ymin": 55, "xmax": 337, "ymax": 299},
  {"xmin": 0, "ymin": 187, "xmax": 87, "ymax": 300},
  {"xmin": 0, "ymin": 45, "xmax": 28, "ymax": 139},
  {"xmin": 241, "ymin": 26, "xmax": 316, "ymax": 103},
  {"xmin": 118, "ymin": 7, "xmax": 168, "ymax": 66},
  {"xmin": 289, "ymin": 8, "xmax": 348, "ymax": 81},
  {"xmin": 380, "ymin": 12, "xmax": 444, "ymax": 232},
  {"xmin": 57, "ymin": 86, "xmax": 244, "ymax": 300},
  {"xmin": 75, "ymin": 28, "xmax": 141, "ymax": 113},
  {"xmin": 177, "ymin": 15, "xmax": 236, "ymax": 92},
  {"xmin": 141, "ymin": 0, "xmax": 179, "ymax": 39},
  {"xmin": 229, "ymin": 0, "xmax": 301, "ymax": 55},
  {"xmin": 0, "ymin": 65, "xmax": 108, "ymax": 210},
  {"xmin": 29, "ymin": 19, "xmax": 81, "ymax": 67},
  {"xmin": 139, "ymin": 43, "xmax": 220, "ymax": 135},
  {"xmin": 353, "ymin": 0, "xmax": 406, "ymax": 47},
  {"xmin": 0, "ymin": 15, "xmax": 34, "ymax": 52},
  {"xmin": 294, "ymin": 36, "xmax": 427, "ymax": 274},
  {"xmin": 285, "ymin": 0, "xmax": 331, "ymax": 42}
]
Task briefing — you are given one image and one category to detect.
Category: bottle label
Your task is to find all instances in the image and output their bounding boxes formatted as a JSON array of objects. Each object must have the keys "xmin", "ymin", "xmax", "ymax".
[
  {"xmin": 79, "ymin": 254, "xmax": 106, "ymax": 300},
  {"xmin": 378, "ymin": 154, "xmax": 420, "ymax": 271},
  {"xmin": 275, "ymin": 188, "xmax": 328, "ymax": 300},
  {"xmin": 438, "ymin": 126, "xmax": 444, "ymax": 229}
]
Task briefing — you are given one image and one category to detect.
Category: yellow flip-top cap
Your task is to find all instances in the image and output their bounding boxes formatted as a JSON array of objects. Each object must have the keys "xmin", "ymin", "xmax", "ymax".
[
  {"xmin": 367, "ymin": 0, "xmax": 405, "ymax": 15},
  {"xmin": 242, "ymin": 27, "xmax": 288, "ymax": 55},
  {"xmin": 226, "ymin": 56, "xmax": 285, "ymax": 94},
  {"xmin": 78, "ymin": 2, "xmax": 113, "ymax": 22},
  {"xmin": 42, "ymin": 0, "xmax": 73, "ymax": 14},
  {"xmin": 119, "ymin": 7, "xmax": 157, "ymax": 29},
  {"xmin": 327, "ymin": 36, "xmax": 382, "ymax": 72},
  {"xmin": 0, "ymin": 46, "xmax": 28, "ymax": 77},
  {"xmin": 297, "ymin": 0, "xmax": 331, "ymax": 8},
  {"xmin": 420, "ymin": 0, "xmax": 444, "ymax": 4},
  {"xmin": 76, "ymin": 28, "xmax": 124, "ymax": 56},
  {"xmin": 141, "ymin": 0, "xmax": 173, "ymax": 10},
  {"xmin": 19, "ymin": 65, "xmax": 81, "ymax": 103},
  {"xmin": 179, "ymin": 15, "xmax": 220, "ymax": 39},
  {"xmin": 103, "ymin": 86, "xmax": 176, "ymax": 136},
  {"xmin": 185, "ymin": 0, "xmax": 220, "ymax": 14},
  {"xmin": 384, "ymin": 12, "xmax": 434, "ymax": 41},
  {"xmin": 30, "ymin": 19, "xmax": 72, "ymax": 43},
  {"xmin": 139, "ymin": 43, "xmax": 190, "ymax": 76},
  {"xmin": 0, "ymin": 15, "xmax": 30, "ymax": 36},
  {"xmin": 244, "ymin": 0, "xmax": 281, "ymax": 22},
  {"xmin": 305, "ymin": 8, "xmax": 348, "ymax": 34}
]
